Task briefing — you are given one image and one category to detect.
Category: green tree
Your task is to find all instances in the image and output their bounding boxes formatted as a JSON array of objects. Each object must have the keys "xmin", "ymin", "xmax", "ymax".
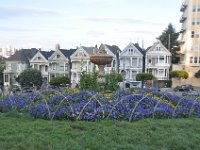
[
  {"xmin": 105, "ymin": 72, "xmax": 122, "ymax": 91},
  {"xmin": 0, "ymin": 61, "xmax": 5, "ymax": 85},
  {"xmin": 17, "ymin": 69, "xmax": 42, "ymax": 87},
  {"xmin": 50, "ymin": 76, "xmax": 70, "ymax": 87},
  {"xmin": 136, "ymin": 73, "xmax": 154, "ymax": 88},
  {"xmin": 158, "ymin": 23, "xmax": 180, "ymax": 63},
  {"xmin": 80, "ymin": 67, "xmax": 99, "ymax": 91},
  {"xmin": 169, "ymin": 71, "xmax": 189, "ymax": 79},
  {"xmin": 195, "ymin": 70, "xmax": 200, "ymax": 78}
]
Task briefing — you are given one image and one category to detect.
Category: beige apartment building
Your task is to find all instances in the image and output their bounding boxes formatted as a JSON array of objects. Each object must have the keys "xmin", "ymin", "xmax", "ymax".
[
  {"xmin": 178, "ymin": 0, "xmax": 200, "ymax": 76},
  {"xmin": 173, "ymin": 0, "xmax": 200, "ymax": 87}
]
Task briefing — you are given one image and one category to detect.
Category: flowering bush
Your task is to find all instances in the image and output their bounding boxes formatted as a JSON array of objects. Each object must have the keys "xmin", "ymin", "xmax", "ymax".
[{"xmin": 0, "ymin": 88, "xmax": 200, "ymax": 122}]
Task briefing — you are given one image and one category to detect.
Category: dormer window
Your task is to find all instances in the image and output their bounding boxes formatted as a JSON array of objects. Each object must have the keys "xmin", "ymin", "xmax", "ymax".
[{"xmin": 156, "ymin": 47, "xmax": 161, "ymax": 51}]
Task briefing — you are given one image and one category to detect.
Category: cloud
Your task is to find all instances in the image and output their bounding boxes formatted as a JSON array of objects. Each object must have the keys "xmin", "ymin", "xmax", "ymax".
[
  {"xmin": 0, "ymin": 26, "xmax": 34, "ymax": 32},
  {"xmin": 75, "ymin": 0, "xmax": 111, "ymax": 4},
  {"xmin": 0, "ymin": 6, "xmax": 60, "ymax": 18},
  {"xmin": 83, "ymin": 16, "xmax": 165, "ymax": 26},
  {"xmin": 87, "ymin": 30, "xmax": 105, "ymax": 37}
]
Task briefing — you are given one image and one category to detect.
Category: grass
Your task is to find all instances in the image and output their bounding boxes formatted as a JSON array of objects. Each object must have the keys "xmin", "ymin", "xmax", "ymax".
[{"xmin": 1, "ymin": 111, "xmax": 200, "ymax": 150}]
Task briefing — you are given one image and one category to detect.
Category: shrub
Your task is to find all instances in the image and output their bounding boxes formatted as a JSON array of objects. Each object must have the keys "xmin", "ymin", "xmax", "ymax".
[
  {"xmin": 105, "ymin": 72, "xmax": 121, "ymax": 91},
  {"xmin": 169, "ymin": 71, "xmax": 188, "ymax": 79},
  {"xmin": 136, "ymin": 73, "xmax": 154, "ymax": 88},
  {"xmin": 17, "ymin": 68, "xmax": 42, "ymax": 87},
  {"xmin": 50, "ymin": 76, "xmax": 70, "ymax": 87}
]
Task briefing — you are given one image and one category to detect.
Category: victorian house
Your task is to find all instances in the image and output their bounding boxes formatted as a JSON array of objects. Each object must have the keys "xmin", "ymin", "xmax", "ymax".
[
  {"xmin": 3, "ymin": 48, "xmax": 38, "ymax": 86},
  {"xmin": 145, "ymin": 40, "xmax": 171, "ymax": 80},
  {"xmin": 104, "ymin": 44, "xmax": 121, "ymax": 73},
  {"xmin": 48, "ymin": 47, "xmax": 76, "ymax": 82},
  {"xmin": 30, "ymin": 50, "xmax": 54, "ymax": 83},
  {"xmin": 119, "ymin": 42, "xmax": 144, "ymax": 87},
  {"xmin": 70, "ymin": 46, "xmax": 98, "ymax": 83}
]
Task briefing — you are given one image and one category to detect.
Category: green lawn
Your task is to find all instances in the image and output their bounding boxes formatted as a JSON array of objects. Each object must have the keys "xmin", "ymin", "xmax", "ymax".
[{"xmin": 1, "ymin": 112, "xmax": 200, "ymax": 150}]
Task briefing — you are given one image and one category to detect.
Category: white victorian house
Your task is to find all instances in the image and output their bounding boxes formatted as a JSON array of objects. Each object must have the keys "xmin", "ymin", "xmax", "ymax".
[
  {"xmin": 145, "ymin": 40, "xmax": 171, "ymax": 80},
  {"xmin": 104, "ymin": 44, "xmax": 121, "ymax": 73},
  {"xmin": 48, "ymin": 48, "xmax": 76, "ymax": 82},
  {"xmin": 70, "ymin": 46, "xmax": 98, "ymax": 83},
  {"xmin": 30, "ymin": 50, "xmax": 54, "ymax": 83},
  {"xmin": 119, "ymin": 42, "xmax": 144, "ymax": 87}
]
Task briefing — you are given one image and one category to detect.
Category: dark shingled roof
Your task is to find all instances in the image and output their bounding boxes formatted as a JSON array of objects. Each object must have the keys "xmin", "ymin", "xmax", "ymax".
[
  {"xmin": 60, "ymin": 49, "xmax": 77, "ymax": 58},
  {"xmin": 7, "ymin": 48, "xmax": 38, "ymax": 61},
  {"xmin": 40, "ymin": 51, "xmax": 54, "ymax": 60},
  {"xmin": 105, "ymin": 44, "xmax": 121, "ymax": 55},
  {"xmin": 82, "ymin": 46, "xmax": 98, "ymax": 55},
  {"xmin": 134, "ymin": 43, "xmax": 145, "ymax": 55}
]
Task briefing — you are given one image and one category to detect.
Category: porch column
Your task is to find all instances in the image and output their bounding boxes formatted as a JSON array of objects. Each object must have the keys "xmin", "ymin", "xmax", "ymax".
[{"xmin": 130, "ymin": 57, "xmax": 132, "ymax": 67}]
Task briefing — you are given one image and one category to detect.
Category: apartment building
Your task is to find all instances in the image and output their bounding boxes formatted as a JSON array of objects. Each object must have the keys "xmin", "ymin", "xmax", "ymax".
[{"xmin": 179, "ymin": 0, "xmax": 200, "ymax": 77}]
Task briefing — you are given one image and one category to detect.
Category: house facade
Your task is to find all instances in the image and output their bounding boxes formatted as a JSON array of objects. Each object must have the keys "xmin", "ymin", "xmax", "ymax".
[
  {"xmin": 70, "ymin": 46, "xmax": 98, "ymax": 83},
  {"xmin": 145, "ymin": 40, "xmax": 171, "ymax": 80},
  {"xmin": 104, "ymin": 44, "xmax": 121, "ymax": 73},
  {"xmin": 48, "ymin": 48, "xmax": 76, "ymax": 82},
  {"xmin": 3, "ymin": 48, "xmax": 38, "ymax": 86},
  {"xmin": 119, "ymin": 42, "xmax": 144, "ymax": 87},
  {"xmin": 30, "ymin": 50, "xmax": 54, "ymax": 83}
]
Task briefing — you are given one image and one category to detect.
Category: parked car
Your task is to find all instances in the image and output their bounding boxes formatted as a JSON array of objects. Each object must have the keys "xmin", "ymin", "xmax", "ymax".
[{"xmin": 174, "ymin": 84, "xmax": 193, "ymax": 92}]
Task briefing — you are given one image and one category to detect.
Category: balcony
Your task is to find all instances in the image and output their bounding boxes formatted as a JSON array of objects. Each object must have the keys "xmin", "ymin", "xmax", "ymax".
[
  {"xmin": 180, "ymin": 4, "xmax": 187, "ymax": 12},
  {"xmin": 180, "ymin": 16, "xmax": 187, "ymax": 23},
  {"xmin": 180, "ymin": 28, "xmax": 186, "ymax": 33}
]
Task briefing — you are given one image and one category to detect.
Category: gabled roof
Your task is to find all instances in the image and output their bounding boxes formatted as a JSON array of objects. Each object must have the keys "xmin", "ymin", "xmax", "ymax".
[
  {"xmin": 145, "ymin": 40, "xmax": 171, "ymax": 55},
  {"xmin": 105, "ymin": 44, "xmax": 121, "ymax": 55},
  {"xmin": 60, "ymin": 49, "xmax": 77, "ymax": 58},
  {"xmin": 7, "ymin": 48, "xmax": 38, "ymax": 61},
  {"xmin": 40, "ymin": 51, "xmax": 54, "ymax": 60},
  {"xmin": 134, "ymin": 43, "xmax": 145, "ymax": 55},
  {"xmin": 82, "ymin": 46, "xmax": 98, "ymax": 55}
]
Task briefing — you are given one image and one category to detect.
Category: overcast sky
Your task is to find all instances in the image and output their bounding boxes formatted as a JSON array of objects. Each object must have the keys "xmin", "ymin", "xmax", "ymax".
[{"xmin": 0, "ymin": 0, "xmax": 182, "ymax": 50}]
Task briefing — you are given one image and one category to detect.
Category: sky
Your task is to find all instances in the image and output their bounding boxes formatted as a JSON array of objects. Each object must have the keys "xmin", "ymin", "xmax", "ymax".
[{"xmin": 0, "ymin": 0, "xmax": 182, "ymax": 50}]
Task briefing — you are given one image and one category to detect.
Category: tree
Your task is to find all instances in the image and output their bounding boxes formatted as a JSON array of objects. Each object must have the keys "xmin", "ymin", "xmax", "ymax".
[
  {"xmin": 169, "ymin": 71, "xmax": 189, "ymax": 79},
  {"xmin": 136, "ymin": 73, "xmax": 154, "ymax": 88},
  {"xmin": 80, "ymin": 67, "xmax": 99, "ymax": 91},
  {"xmin": 17, "ymin": 69, "xmax": 42, "ymax": 87},
  {"xmin": 0, "ymin": 61, "xmax": 5, "ymax": 86},
  {"xmin": 50, "ymin": 76, "xmax": 70, "ymax": 87},
  {"xmin": 158, "ymin": 23, "xmax": 180, "ymax": 63},
  {"xmin": 105, "ymin": 72, "xmax": 122, "ymax": 91}
]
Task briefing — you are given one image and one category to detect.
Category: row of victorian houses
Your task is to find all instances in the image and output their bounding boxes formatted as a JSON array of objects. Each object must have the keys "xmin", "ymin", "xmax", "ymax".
[{"xmin": 3, "ymin": 40, "xmax": 171, "ymax": 87}]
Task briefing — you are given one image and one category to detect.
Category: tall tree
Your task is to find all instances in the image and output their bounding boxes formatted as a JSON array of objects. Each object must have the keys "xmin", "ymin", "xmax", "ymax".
[{"xmin": 158, "ymin": 23, "xmax": 180, "ymax": 63}]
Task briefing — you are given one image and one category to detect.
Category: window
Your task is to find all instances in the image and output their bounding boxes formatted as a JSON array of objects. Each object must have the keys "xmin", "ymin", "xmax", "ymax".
[
  {"xmin": 191, "ymin": 31, "xmax": 195, "ymax": 38},
  {"xmin": 45, "ymin": 66, "xmax": 48, "ymax": 72},
  {"xmin": 149, "ymin": 59, "xmax": 152, "ymax": 63},
  {"xmin": 190, "ymin": 57, "xmax": 193, "ymax": 63},
  {"xmin": 132, "ymin": 58, "xmax": 137, "ymax": 66},
  {"xmin": 34, "ymin": 64, "xmax": 38, "ymax": 69},
  {"xmin": 159, "ymin": 56, "xmax": 164, "ymax": 63},
  {"xmin": 156, "ymin": 47, "xmax": 161, "ymax": 51},
  {"xmin": 199, "ymin": 57, "xmax": 200, "ymax": 63},
  {"xmin": 198, "ymin": 5, "xmax": 200, "ymax": 11},
  {"xmin": 38, "ymin": 57, "xmax": 41, "ymax": 60},
  {"xmin": 194, "ymin": 57, "xmax": 198, "ymax": 63},
  {"xmin": 192, "ymin": 18, "xmax": 196, "ymax": 25},
  {"xmin": 5, "ymin": 75, "xmax": 8, "ymax": 82},
  {"xmin": 57, "ymin": 54, "xmax": 60, "ymax": 58},
  {"xmin": 158, "ymin": 69, "xmax": 164, "ymax": 76},
  {"xmin": 193, "ymin": 5, "xmax": 196, "ymax": 12}
]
